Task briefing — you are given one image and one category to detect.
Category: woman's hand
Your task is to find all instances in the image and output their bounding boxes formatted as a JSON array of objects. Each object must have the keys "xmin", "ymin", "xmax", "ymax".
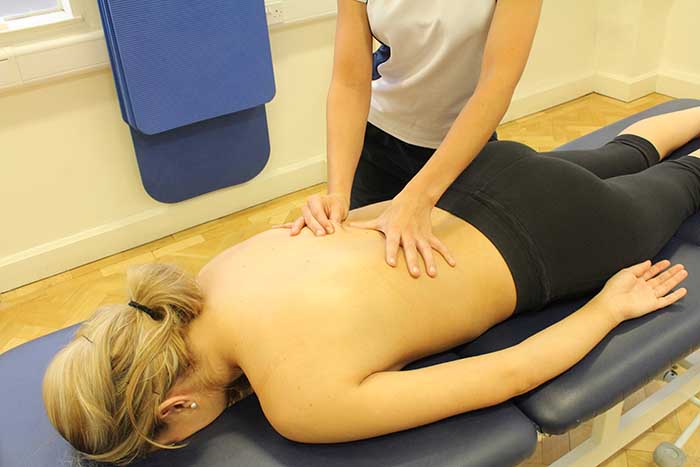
[
  {"xmin": 280, "ymin": 193, "xmax": 350, "ymax": 236},
  {"xmin": 595, "ymin": 260, "xmax": 688, "ymax": 323},
  {"xmin": 348, "ymin": 191, "xmax": 456, "ymax": 278}
]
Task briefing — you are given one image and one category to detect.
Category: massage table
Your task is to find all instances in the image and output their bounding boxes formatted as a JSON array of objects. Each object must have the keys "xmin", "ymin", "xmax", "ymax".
[{"xmin": 3, "ymin": 99, "xmax": 700, "ymax": 467}]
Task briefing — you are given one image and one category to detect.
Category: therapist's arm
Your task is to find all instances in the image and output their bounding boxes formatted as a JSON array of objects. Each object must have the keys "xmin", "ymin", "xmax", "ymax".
[
  {"xmin": 410, "ymin": 0, "xmax": 542, "ymax": 202},
  {"xmin": 349, "ymin": 0, "xmax": 542, "ymax": 278},
  {"xmin": 283, "ymin": 0, "xmax": 373, "ymax": 237}
]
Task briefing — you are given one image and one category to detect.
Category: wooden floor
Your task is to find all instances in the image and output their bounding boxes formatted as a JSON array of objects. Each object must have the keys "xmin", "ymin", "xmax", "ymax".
[{"xmin": 3, "ymin": 92, "xmax": 698, "ymax": 466}]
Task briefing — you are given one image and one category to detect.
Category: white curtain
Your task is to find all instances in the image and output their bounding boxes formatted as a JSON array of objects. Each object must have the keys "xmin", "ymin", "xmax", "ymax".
[{"xmin": 0, "ymin": 0, "xmax": 60, "ymax": 18}]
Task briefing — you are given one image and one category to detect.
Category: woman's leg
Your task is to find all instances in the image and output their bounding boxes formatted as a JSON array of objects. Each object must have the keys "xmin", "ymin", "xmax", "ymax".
[
  {"xmin": 620, "ymin": 106, "xmax": 700, "ymax": 159},
  {"xmin": 438, "ymin": 139, "xmax": 700, "ymax": 310},
  {"xmin": 531, "ymin": 149, "xmax": 700, "ymax": 303},
  {"xmin": 538, "ymin": 107, "xmax": 700, "ymax": 179}
]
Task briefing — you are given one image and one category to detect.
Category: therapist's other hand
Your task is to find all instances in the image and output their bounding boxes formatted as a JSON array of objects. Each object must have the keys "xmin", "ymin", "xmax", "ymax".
[
  {"xmin": 348, "ymin": 191, "xmax": 456, "ymax": 278},
  {"xmin": 280, "ymin": 193, "xmax": 349, "ymax": 236},
  {"xmin": 596, "ymin": 259, "xmax": 688, "ymax": 323}
]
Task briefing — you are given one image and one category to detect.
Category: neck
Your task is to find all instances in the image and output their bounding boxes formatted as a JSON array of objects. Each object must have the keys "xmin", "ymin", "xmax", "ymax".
[{"xmin": 186, "ymin": 312, "xmax": 241, "ymax": 386}]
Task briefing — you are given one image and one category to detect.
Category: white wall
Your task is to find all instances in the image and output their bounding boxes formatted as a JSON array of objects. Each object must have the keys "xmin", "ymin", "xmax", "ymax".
[
  {"xmin": 2, "ymin": 0, "xmax": 700, "ymax": 291},
  {"xmin": 657, "ymin": 0, "xmax": 700, "ymax": 98},
  {"xmin": 505, "ymin": 0, "xmax": 598, "ymax": 121},
  {"xmin": 0, "ymin": 18, "xmax": 335, "ymax": 291}
]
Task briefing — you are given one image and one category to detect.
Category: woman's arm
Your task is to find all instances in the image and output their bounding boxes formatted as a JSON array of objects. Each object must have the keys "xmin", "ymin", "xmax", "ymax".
[
  {"xmin": 349, "ymin": 0, "xmax": 542, "ymax": 278},
  {"xmin": 272, "ymin": 260, "xmax": 687, "ymax": 443}
]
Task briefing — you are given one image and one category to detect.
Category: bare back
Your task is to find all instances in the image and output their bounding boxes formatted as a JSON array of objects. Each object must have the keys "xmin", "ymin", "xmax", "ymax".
[{"xmin": 195, "ymin": 202, "xmax": 516, "ymax": 411}]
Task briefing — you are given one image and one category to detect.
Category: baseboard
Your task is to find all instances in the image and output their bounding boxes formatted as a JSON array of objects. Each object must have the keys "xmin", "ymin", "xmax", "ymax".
[
  {"xmin": 503, "ymin": 74, "xmax": 596, "ymax": 123},
  {"xmin": 0, "ymin": 155, "xmax": 327, "ymax": 292},
  {"xmin": 593, "ymin": 71, "xmax": 658, "ymax": 102},
  {"xmin": 657, "ymin": 69, "xmax": 700, "ymax": 99}
]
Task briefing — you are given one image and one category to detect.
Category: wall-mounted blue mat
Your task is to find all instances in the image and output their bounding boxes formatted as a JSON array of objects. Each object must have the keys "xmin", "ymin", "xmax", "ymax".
[{"xmin": 98, "ymin": 0, "xmax": 276, "ymax": 203}]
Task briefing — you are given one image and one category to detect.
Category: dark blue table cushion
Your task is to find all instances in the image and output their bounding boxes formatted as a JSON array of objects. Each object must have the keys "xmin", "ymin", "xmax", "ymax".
[{"xmin": 456, "ymin": 98, "xmax": 700, "ymax": 434}]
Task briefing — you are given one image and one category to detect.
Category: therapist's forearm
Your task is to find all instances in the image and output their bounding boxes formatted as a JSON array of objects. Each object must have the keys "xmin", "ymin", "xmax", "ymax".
[
  {"xmin": 326, "ymin": 81, "xmax": 371, "ymax": 199},
  {"xmin": 405, "ymin": 81, "xmax": 513, "ymax": 204}
]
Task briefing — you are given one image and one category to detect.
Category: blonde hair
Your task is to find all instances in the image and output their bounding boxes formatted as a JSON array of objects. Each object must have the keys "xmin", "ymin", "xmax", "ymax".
[{"xmin": 42, "ymin": 263, "xmax": 252, "ymax": 466}]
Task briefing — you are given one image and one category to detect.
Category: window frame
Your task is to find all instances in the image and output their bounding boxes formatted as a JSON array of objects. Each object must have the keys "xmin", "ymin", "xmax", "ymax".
[{"xmin": 0, "ymin": 0, "xmax": 76, "ymax": 33}]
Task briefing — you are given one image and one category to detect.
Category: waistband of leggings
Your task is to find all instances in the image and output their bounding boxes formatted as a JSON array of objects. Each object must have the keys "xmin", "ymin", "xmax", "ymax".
[
  {"xmin": 437, "ymin": 191, "xmax": 549, "ymax": 313},
  {"xmin": 611, "ymin": 134, "xmax": 661, "ymax": 167}
]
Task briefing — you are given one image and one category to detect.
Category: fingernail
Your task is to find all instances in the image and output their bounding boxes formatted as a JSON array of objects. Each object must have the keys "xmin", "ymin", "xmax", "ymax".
[
  {"xmin": 429, "ymin": 266, "xmax": 436, "ymax": 276},
  {"xmin": 316, "ymin": 230, "xmax": 325, "ymax": 236},
  {"xmin": 412, "ymin": 266, "xmax": 420, "ymax": 275},
  {"xmin": 389, "ymin": 258, "xmax": 396, "ymax": 266}
]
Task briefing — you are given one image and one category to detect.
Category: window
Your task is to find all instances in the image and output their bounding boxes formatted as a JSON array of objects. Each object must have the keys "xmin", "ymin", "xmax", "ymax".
[
  {"xmin": 0, "ymin": 0, "xmax": 61, "ymax": 18},
  {"xmin": 0, "ymin": 0, "xmax": 74, "ymax": 32}
]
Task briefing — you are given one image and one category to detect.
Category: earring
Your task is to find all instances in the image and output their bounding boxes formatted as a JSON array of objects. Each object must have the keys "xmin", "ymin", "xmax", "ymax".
[{"xmin": 190, "ymin": 402, "xmax": 198, "ymax": 409}]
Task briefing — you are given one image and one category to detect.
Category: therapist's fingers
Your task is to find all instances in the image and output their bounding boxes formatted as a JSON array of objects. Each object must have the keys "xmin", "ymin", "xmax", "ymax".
[
  {"xmin": 302, "ymin": 205, "xmax": 327, "ymax": 236},
  {"xmin": 429, "ymin": 236, "xmax": 457, "ymax": 267},
  {"xmin": 417, "ymin": 239, "xmax": 437, "ymax": 277},
  {"xmin": 329, "ymin": 203, "xmax": 344, "ymax": 224},
  {"xmin": 308, "ymin": 195, "xmax": 334, "ymax": 234},
  {"xmin": 289, "ymin": 216, "xmax": 306, "ymax": 236},
  {"xmin": 384, "ymin": 231, "xmax": 401, "ymax": 267},
  {"xmin": 401, "ymin": 236, "xmax": 421, "ymax": 278}
]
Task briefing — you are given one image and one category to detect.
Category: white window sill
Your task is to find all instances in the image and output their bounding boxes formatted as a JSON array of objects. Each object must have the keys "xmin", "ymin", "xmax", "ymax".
[
  {"xmin": 0, "ymin": 11, "xmax": 83, "ymax": 34},
  {"xmin": 0, "ymin": 28, "xmax": 109, "ymax": 91}
]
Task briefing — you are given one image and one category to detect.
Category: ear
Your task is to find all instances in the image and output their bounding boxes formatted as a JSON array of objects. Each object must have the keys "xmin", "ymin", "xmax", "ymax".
[{"xmin": 157, "ymin": 396, "xmax": 193, "ymax": 420}]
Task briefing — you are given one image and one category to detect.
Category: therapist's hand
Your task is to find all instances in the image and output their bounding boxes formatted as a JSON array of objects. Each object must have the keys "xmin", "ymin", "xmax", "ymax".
[
  {"xmin": 348, "ymin": 190, "xmax": 456, "ymax": 278},
  {"xmin": 281, "ymin": 193, "xmax": 349, "ymax": 236}
]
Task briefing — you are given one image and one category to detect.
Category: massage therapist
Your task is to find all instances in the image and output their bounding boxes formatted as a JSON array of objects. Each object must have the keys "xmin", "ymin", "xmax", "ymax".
[{"xmin": 283, "ymin": 0, "xmax": 543, "ymax": 277}]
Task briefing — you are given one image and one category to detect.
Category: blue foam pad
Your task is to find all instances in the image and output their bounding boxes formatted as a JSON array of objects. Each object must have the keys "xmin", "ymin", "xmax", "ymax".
[
  {"xmin": 97, "ymin": 0, "xmax": 276, "ymax": 203},
  {"xmin": 98, "ymin": 0, "xmax": 135, "ymax": 125},
  {"xmin": 99, "ymin": 0, "xmax": 275, "ymax": 135},
  {"xmin": 0, "ymin": 329, "xmax": 537, "ymax": 467},
  {"xmin": 130, "ymin": 105, "xmax": 271, "ymax": 203}
]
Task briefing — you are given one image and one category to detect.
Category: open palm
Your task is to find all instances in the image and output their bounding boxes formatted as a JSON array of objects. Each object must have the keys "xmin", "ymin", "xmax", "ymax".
[{"xmin": 598, "ymin": 260, "xmax": 688, "ymax": 322}]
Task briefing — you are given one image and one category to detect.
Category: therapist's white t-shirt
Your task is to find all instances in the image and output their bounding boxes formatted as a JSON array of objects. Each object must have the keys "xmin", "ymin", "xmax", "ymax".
[{"xmin": 353, "ymin": 0, "xmax": 496, "ymax": 148}]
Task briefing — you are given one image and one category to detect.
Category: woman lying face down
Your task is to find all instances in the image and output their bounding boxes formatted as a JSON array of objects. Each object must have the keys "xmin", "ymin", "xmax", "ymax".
[
  {"xmin": 42, "ymin": 264, "xmax": 253, "ymax": 465},
  {"xmin": 42, "ymin": 109, "xmax": 700, "ymax": 465}
]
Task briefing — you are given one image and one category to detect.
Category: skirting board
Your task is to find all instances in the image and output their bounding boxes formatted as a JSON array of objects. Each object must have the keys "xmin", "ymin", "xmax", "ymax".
[
  {"xmin": 657, "ymin": 70, "xmax": 700, "ymax": 100},
  {"xmin": 593, "ymin": 72, "xmax": 659, "ymax": 103},
  {"xmin": 503, "ymin": 74, "xmax": 596, "ymax": 123},
  {"xmin": 0, "ymin": 155, "xmax": 327, "ymax": 293},
  {"xmin": 592, "ymin": 70, "xmax": 700, "ymax": 102}
]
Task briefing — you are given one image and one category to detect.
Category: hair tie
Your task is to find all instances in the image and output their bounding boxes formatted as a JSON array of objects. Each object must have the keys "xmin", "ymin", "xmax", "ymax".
[{"xmin": 128, "ymin": 300, "xmax": 159, "ymax": 320}]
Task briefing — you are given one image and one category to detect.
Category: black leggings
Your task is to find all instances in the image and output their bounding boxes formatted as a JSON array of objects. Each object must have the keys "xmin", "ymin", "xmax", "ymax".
[{"xmin": 351, "ymin": 123, "xmax": 700, "ymax": 313}]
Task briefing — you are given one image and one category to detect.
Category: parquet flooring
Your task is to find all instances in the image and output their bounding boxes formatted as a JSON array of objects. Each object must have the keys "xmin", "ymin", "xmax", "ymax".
[{"xmin": 3, "ymin": 92, "xmax": 697, "ymax": 466}]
